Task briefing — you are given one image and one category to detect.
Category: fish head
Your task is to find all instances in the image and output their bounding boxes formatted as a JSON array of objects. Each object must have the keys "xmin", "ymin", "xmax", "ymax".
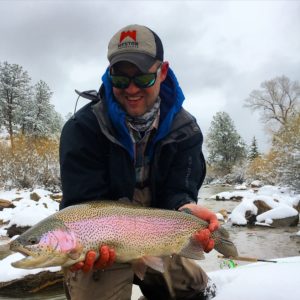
[{"xmin": 9, "ymin": 217, "xmax": 83, "ymax": 269}]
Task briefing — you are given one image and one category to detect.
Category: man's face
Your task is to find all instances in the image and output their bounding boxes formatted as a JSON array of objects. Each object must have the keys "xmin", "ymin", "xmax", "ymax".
[{"xmin": 111, "ymin": 61, "xmax": 168, "ymax": 117}]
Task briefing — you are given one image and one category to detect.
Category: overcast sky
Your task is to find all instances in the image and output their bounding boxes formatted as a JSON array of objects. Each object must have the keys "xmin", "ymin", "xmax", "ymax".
[{"xmin": 1, "ymin": 0, "xmax": 300, "ymax": 153}]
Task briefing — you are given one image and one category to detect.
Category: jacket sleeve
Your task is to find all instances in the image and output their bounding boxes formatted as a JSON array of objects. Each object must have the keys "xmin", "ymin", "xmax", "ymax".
[
  {"xmin": 59, "ymin": 105, "xmax": 110, "ymax": 209},
  {"xmin": 154, "ymin": 129, "xmax": 206, "ymax": 210}
]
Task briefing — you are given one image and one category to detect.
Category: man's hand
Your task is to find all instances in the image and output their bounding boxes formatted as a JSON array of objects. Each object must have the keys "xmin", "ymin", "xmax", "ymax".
[
  {"xmin": 70, "ymin": 245, "xmax": 116, "ymax": 273},
  {"xmin": 179, "ymin": 203, "xmax": 219, "ymax": 253}
]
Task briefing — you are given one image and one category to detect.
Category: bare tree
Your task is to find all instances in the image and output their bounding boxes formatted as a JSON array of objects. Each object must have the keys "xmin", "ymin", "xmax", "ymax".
[{"xmin": 245, "ymin": 76, "xmax": 300, "ymax": 130}]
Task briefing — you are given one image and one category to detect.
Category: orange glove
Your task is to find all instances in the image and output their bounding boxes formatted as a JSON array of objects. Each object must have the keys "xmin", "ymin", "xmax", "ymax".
[
  {"xmin": 70, "ymin": 245, "xmax": 116, "ymax": 273},
  {"xmin": 179, "ymin": 203, "xmax": 219, "ymax": 253}
]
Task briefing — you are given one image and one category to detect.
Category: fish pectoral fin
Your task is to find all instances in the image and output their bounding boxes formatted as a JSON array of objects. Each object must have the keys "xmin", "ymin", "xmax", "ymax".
[
  {"xmin": 67, "ymin": 243, "xmax": 83, "ymax": 260},
  {"xmin": 179, "ymin": 238, "xmax": 205, "ymax": 260},
  {"xmin": 132, "ymin": 256, "xmax": 164, "ymax": 280}
]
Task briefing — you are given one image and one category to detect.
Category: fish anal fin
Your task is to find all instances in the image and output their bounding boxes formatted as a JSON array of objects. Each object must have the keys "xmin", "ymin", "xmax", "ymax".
[
  {"xmin": 132, "ymin": 256, "xmax": 165, "ymax": 280},
  {"xmin": 179, "ymin": 238, "xmax": 205, "ymax": 260},
  {"xmin": 132, "ymin": 259, "xmax": 148, "ymax": 280}
]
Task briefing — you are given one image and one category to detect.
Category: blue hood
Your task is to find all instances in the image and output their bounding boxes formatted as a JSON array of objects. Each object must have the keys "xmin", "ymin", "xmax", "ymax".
[{"xmin": 101, "ymin": 67, "xmax": 185, "ymax": 159}]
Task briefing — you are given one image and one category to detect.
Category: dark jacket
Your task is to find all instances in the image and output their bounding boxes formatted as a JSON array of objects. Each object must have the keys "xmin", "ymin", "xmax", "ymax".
[{"xmin": 59, "ymin": 68, "xmax": 206, "ymax": 210}]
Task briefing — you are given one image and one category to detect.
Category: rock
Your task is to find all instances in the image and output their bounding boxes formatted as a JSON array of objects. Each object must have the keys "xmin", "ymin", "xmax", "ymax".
[
  {"xmin": 293, "ymin": 200, "xmax": 300, "ymax": 213},
  {"xmin": 250, "ymin": 180, "xmax": 262, "ymax": 188},
  {"xmin": 229, "ymin": 196, "xmax": 243, "ymax": 202},
  {"xmin": 248, "ymin": 200, "xmax": 299, "ymax": 227},
  {"xmin": 245, "ymin": 210, "xmax": 257, "ymax": 225},
  {"xmin": 13, "ymin": 197, "xmax": 22, "ymax": 202},
  {"xmin": 6, "ymin": 225, "xmax": 31, "ymax": 238},
  {"xmin": 0, "ymin": 199, "xmax": 15, "ymax": 211},
  {"xmin": 270, "ymin": 215, "xmax": 299, "ymax": 227},
  {"xmin": 234, "ymin": 184, "xmax": 247, "ymax": 190},
  {"xmin": 0, "ymin": 270, "xmax": 64, "ymax": 296},
  {"xmin": 217, "ymin": 209, "xmax": 228, "ymax": 222},
  {"xmin": 49, "ymin": 193, "xmax": 62, "ymax": 202},
  {"xmin": 30, "ymin": 192, "xmax": 41, "ymax": 201},
  {"xmin": 253, "ymin": 200, "xmax": 272, "ymax": 215},
  {"xmin": 215, "ymin": 195, "xmax": 226, "ymax": 201}
]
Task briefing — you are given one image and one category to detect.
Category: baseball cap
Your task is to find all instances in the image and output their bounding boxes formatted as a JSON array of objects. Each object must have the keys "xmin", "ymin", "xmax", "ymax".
[{"xmin": 107, "ymin": 24, "xmax": 164, "ymax": 73}]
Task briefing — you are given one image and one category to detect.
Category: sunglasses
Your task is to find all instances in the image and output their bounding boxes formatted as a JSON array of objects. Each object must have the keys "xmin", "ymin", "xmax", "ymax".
[{"xmin": 110, "ymin": 64, "xmax": 162, "ymax": 89}]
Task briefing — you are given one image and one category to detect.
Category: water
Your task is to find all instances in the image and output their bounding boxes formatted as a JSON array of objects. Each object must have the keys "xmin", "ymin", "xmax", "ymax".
[
  {"xmin": 0, "ymin": 185, "xmax": 299, "ymax": 299},
  {"xmin": 198, "ymin": 185, "xmax": 300, "ymax": 271}
]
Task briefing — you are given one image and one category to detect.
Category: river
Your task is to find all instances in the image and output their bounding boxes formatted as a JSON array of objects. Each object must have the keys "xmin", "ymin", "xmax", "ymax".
[{"xmin": 0, "ymin": 185, "xmax": 299, "ymax": 299}]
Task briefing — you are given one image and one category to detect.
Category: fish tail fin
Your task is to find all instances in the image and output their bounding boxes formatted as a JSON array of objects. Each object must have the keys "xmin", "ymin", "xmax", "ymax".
[{"xmin": 214, "ymin": 227, "xmax": 238, "ymax": 257}]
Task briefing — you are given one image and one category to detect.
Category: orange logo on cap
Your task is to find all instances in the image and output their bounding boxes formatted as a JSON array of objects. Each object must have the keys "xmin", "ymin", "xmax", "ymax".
[{"xmin": 120, "ymin": 30, "xmax": 137, "ymax": 43}]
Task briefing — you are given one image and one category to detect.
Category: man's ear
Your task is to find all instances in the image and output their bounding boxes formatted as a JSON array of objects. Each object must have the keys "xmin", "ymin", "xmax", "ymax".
[{"xmin": 160, "ymin": 61, "xmax": 169, "ymax": 82}]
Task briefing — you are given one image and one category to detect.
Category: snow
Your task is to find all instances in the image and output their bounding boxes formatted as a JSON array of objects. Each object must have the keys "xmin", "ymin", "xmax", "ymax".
[
  {"xmin": 0, "ymin": 253, "xmax": 60, "ymax": 282},
  {"xmin": 0, "ymin": 189, "xmax": 59, "ymax": 236},
  {"xmin": 0, "ymin": 186, "xmax": 299, "ymax": 299},
  {"xmin": 209, "ymin": 256, "xmax": 300, "ymax": 300}
]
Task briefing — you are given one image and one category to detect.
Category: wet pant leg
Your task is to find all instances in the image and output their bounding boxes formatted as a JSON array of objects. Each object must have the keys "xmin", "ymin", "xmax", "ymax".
[
  {"xmin": 63, "ymin": 263, "xmax": 134, "ymax": 300},
  {"xmin": 135, "ymin": 255, "xmax": 208, "ymax": 300}
]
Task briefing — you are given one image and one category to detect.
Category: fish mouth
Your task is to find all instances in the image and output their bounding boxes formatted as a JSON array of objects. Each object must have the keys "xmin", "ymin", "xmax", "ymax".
[
  {"xmin": 10, "ymin": 244, "xmax": 72, "ymax": 269},
  {"xmin": 11, "ymin": 254, "xmax": 50, "ymax": 269},
  {"xmin": 13, "ymin": 246, "xmax": 33, "ymax": 257},
  {"xmin": 10, "ymin": 244, "xmax": 52, "ymax": 269}
]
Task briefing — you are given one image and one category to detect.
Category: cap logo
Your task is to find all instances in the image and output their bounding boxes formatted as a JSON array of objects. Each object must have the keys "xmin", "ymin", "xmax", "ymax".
[
  {"xmin": 118, "ymin": 30, "xmax": 138, "ymax": 50},
  {"xmin": 120, "ymin": 30, "xmax": 136, "ymax": 42}
]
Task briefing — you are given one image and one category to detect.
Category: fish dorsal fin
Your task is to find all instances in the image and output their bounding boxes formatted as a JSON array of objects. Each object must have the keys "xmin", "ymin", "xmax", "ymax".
[
  {"xmin": 179, "ymin": 238, "xmax": 205, "ymax": 260},
  {"xmin": 132, "ymin": 256, "xmax": 165, "ymax": 280}
]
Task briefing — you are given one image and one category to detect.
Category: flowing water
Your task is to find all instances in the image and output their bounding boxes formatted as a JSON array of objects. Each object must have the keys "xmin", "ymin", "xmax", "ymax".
[{"xmin": 0, "ymin": 185, "xmax": 299, "ymax": 299}]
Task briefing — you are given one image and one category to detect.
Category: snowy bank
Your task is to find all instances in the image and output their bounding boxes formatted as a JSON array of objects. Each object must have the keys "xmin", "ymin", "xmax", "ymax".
[
  {"xmin": 0, "ymin": 188, "xmax": 60, "ymax": 236},
  {"xmin": 212, "ymin": 185, "xmax": 300, "ymax": 227},
  {"xmin": 209, "ymin": 256, "xmax": 300, "ymax": 300}
]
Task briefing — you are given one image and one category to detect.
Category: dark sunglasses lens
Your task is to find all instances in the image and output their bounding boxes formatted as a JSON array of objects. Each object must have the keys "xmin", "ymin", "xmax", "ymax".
[
  {"xmin": 134, "ymin": 74, "xmax": 156, "ymax": 88},
  {"xmin": 110, "ymin": 75, "xmax": 130, "ymax": 89}
]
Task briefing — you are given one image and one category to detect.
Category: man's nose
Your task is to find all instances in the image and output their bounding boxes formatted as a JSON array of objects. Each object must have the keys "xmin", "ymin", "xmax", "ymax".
[{"xmin": 125, "ymin": 80, "xmax": 140, "ymax": 93}]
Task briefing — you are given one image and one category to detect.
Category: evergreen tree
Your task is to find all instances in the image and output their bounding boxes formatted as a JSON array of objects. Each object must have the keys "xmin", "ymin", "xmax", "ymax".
[
  {"xmin": 0, "ymin": 61, "xmax": 32, "ymax": 148},
  {"xmin": 24, "ymin": 80, "xmax": 55, "ymax": 136},
  {"xmin": 206, "ymin": 111, "xmax": 247, "ymax": 175},
  {"xmin": 49, "ymin": 110, "xmax": 64, "ymax": 136},
  {"xmin": 248, "ymin": 136, "xmax": 260, "ymax": 161}
]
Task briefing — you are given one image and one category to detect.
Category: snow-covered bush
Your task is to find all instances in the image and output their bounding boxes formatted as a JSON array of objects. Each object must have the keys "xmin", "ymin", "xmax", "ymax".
[{"xmin": 0, "ymin": 135, "xmax": 60, "ymax": 190}]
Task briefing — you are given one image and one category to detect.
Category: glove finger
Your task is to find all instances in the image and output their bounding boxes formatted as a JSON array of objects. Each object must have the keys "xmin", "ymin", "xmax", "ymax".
[
  {"xmin": 107, "ymin": 248, "xmax": 116, "ymax": 268},
  {"xmin": 208, "ymin": 219, "xmax": 219, "ymax": 232},
  {"xmin": 204, "ymin": 239, "xmax": 215, "ymax": 253},
  {"xmin": 195, "ymin": 229, "xmax": 210, "ymax": 244},
  {"xmin": 94, "ymin": 245, "xmax": 110, "ymax": 269},
  {"xmin": 82, "ymin": 251, "xmax": 97, "ymax": 273},
  {"xmin": 69, "ymin": 261, "xmax": 84, "ymax": 272}
]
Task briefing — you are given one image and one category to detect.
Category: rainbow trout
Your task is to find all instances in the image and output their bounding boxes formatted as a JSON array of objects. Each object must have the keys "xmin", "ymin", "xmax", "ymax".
[{"xmin": 10, "ymin": 201, "xmax": 238, "ymax": 277}]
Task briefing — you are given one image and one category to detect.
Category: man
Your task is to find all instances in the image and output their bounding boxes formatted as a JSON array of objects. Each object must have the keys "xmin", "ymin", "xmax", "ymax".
[{"xmin": 60, "ymin": 24, "xmax": 219, "ymax": 300}]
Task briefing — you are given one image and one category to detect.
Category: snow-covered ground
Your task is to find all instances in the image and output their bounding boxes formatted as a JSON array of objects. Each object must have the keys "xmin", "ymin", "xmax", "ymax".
[
  {"xmin": 0, "ymin": 185, "xmax": 299, "ymax": 299},
  {"xmin": 209, "ymin": 256, "xmax": 300, "ymax": 300}
]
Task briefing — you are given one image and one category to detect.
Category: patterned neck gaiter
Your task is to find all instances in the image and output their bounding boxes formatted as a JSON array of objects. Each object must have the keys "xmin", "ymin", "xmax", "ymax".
[{"xmin": 126, "ymin": 97, "xmax": 161, "ymax": 133}]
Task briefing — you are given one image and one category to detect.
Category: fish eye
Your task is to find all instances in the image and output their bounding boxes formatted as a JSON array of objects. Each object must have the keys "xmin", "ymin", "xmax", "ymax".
[{"xmin": 27, "ymin": 237, "xmax": 38, "ymax": 245}]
